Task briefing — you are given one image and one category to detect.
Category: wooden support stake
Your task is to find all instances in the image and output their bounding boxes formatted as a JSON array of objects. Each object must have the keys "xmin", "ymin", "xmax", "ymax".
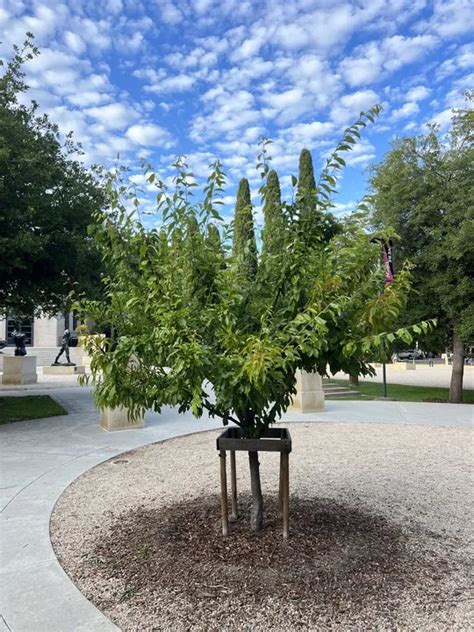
[
  {"xmin": 230, "ymin": 450, "xmax": 238, "ymax": 521},
  {"xmin": 219, "ymin": 450, "xmax": 229, "ymax": 536},
  {"xmin": 282, "ymin": 452, "xmax": 289, "ymax": 539},
  {"xmin": 278, "ymin": 452, "xmax": 284, "ymax": 519}
]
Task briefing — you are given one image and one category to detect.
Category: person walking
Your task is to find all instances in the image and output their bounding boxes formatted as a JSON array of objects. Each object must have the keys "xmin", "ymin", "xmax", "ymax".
[{"xmin": 427, "ymin": 351, "xmax": 434, "ymax": 367}]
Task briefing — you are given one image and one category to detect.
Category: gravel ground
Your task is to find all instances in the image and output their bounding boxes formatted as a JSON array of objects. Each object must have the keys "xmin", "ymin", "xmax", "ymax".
[{"xmin": 51, "ymin": 422, "xmax": 473, "ymax": 631}]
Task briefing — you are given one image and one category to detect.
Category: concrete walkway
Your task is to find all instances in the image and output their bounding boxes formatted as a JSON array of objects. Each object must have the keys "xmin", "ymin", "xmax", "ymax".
[{"xmin": 0, "ymin": 387, "xmax": 472, "ymax": 632}]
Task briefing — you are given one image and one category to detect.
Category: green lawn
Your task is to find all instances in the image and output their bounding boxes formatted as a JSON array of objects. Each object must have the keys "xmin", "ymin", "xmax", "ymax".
[
  {"xmin": 0, "ymin": 395, "xmax": 68, "ymax": 424},
  {"xmin": 328, "ymin": 380, "xmax": 474, "ymax": 403}
]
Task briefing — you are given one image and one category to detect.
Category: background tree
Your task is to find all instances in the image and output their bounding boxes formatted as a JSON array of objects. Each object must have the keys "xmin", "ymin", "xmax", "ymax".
[
  {"xmin": 261, "ymin": 169, "xmax": 284, "ymax": 258},
  {"xmin": 0, "ymin": 36, "xmax": 105, "ymax": 318},
  {"xmin": 232, "ymin": 178, "xmax": 257, "ymax": 281},
  {"xmin": 370, "ymin": 95, "xmax": 473, "ymax": 402},
  {"xmin": 297, "ymin": 147, "xmax": 339, "ymax": 245},
  {"xmin": 79, "ymin": 109, "xmax": 430, "ymax": 531}
]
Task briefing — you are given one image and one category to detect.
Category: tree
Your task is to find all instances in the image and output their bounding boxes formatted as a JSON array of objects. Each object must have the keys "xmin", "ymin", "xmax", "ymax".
[
  {"xmin": 232, "ymin": 178, "xmax": 257, "ymax": 281},
  {"xmin": 297, "ymin": 147, "xmax": 339, "ymax": 244},
  {"xmin": 261, "ymin": 169, "xmax": 284, "ymax": 258},
  {"xmin": 370, "ymin": 96, "xmax": 474, "ymax": 402},
  {"xmin": 0, "ymin": 36, "xmax": 105, "ymax": 318},
  {"xmin": 79, "ymin": 109, "xmax": 430, "ymax": 531}
]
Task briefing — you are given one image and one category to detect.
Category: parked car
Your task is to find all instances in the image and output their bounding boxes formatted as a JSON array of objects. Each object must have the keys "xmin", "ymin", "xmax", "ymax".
[
  {"xmin": 0, "ymin": 339, "xmax": 6, "ymax": 350},
  {"xmin": 395, "ymin": 350, "xmax": 424, "ymax": 361}
]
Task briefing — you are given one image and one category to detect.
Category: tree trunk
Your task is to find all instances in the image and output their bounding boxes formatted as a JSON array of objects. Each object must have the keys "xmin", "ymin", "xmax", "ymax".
[
  {"xmin": 349, "ymin": 373, "xmax": 359, "ymax": 386},
  {"xmin": 449, "ymin": 329, "xmax": 464, "ymax": 403},
  {"xmin": 248, "ymin": 451, "xmax": 264, "ymax": 530}
]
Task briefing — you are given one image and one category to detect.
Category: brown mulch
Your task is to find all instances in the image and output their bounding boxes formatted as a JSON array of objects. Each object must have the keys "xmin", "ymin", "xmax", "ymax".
[{"xmin": 60, "ymin": 493, "xmax": 470, "ymax": 631}]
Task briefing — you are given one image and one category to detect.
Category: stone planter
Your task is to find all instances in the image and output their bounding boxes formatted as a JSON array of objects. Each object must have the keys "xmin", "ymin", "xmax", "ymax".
[
  {"xmin": 288, "ymin": 370, "xmax": 325, "ymax": 412},
  {"xmin": 392, "ymin": 362, "xmax": 416, "ymax": 371},
  {"xmin": 2, "ymin": 356, "xmax": 37, "ymax": 385},
  {"xmin": 216, "ymin": 427, "xmax": 292, "ymax": 538},
  {"xmin": 100, "ymin": 406, "xmax": 145, "ymax": 432}
]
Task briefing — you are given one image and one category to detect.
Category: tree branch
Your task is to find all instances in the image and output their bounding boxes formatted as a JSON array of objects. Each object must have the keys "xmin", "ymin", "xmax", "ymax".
[{"xmin": 203, "ymin": 400, "xmax": 242, "ymax": 427}]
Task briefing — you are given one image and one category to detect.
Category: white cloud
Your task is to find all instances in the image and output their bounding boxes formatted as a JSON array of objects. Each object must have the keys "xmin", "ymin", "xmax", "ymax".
[
  {"xmin": 221, "ymin": 57, "xmax": 274, "ymax": 90},
  {"xmin": 259, "ymin": 54, "xmax": 342, "ymax": 124},
  {"xmin": 429, "ymin": 108, "xmax": 454, "ymax": 130},
  {"xmin": 165, "ymin": 48, "xmax": 218, "ymax": 70},
  {"xmin": 149, "ymin": 75, "xmax": 196, "ymax": 94},
  {"xmin": 191, "ymin": 89, "xmax": 260, "ymax": 142},
  {"xmin": 405, "ymin": 86, "xmax": 431, "ymax": 102},
  {"xmin": 106, "ymin": 0, "xmax": 123, "ymax": 14},
  {"xmin": 384, "ymin": 35, "xmax": 439, "ymax": 71},
  {"xmin": 67, "ymin": 91, "xmax": 111, "ymax": 107},
  {"xmin": 330, "ymin": 90, "xmax": 379, "ymax": 125},
  {"xmin": 391, "ymin": 101, "xmax": 420, "ymax": 121},
  {"xmin": 273, "ymin": 23, "xmax": 308, "ymax": 50},
  {"xmin": 126, "ymin": 124, "xmax": 175, "ymax": 148},
  {"xmin": 86, "ymin": 103, "xmax": 139, "ymax": 130},
  {"xmin": 262, "ymin": 88, "xmax": 304, "ymax": 110},
  {"xmin": 230, "ymin": 26, "xmax": 268, "ymax": 62},
  {"xmin": 331, "ymin": 200, "xmax": 357, "ymax": 217},
  {"xmin": 339, "ymin": 55, "xmax": 381, "ymax": 86},
  {"xmin": 63, "ymin": 31, "xmax": 86, "ymax": 55},
  {"xmin": 339, "ymin": 35, "xmax": 439, "ymax": 86},
  {"xmin": 344, "ymin": 139, "xmax": 376, "ymax": 167},
  {"xmin": 279, "ymin": 121, "xmax": 335, "ymax": 147},
  {"xmin": 419, "ymin": 0, "xmax": 474, "ymax": 37},
  {"xmin": 134, "ymin": 68, "xmax": 196, "ymax": 94},
  {"xmin": 158, "ymin": 0, "xmax": 183, "ymax": 24},
  {"xmin": 273, "ymin": 5, "xmax": 355, "ymax": 51},
  {"xmin": 435, "ymin": 43, "xmax": 474, "ymax": 80}
]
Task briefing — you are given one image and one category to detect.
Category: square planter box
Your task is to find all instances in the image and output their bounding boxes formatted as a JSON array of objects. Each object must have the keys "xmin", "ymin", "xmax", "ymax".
[
  {"xmin": 392, "ymin": 362, "xmax": 416, "ymax": 371},
  {"xmin": 100, "ymin": 406, "xmax": 145, "ymax": 432},
  {"xmin": 2, "ymin": 356, "xmax": 37, "ymax": 385},
  {"xmin": 288, "ymin": 369, "xmax": 325, "ymax": 412},
  {"xmin": 216, "ymin": 427, "xmax": 292, "ymax": 453}
]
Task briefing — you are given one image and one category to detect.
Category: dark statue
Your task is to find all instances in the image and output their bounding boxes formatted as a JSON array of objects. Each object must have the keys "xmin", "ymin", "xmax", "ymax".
[
  {"xmin": 12, "ymin": 329, "xmax": 27, "ymax": 356},
  {"xmin": 53, "ymin": 329, "xmax": 75, "ymax": 366}
]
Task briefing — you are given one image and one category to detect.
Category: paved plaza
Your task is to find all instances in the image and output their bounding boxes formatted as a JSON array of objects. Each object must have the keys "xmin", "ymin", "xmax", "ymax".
[{"xmin": 0, "ymin": 386, "xmax": 473, "ymax": 631}]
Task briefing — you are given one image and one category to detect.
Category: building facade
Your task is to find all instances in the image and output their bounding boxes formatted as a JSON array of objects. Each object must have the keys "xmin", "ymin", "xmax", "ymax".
[{"xmin": 0, "ymin": 313, "xmax": 75, "ymax": 347}]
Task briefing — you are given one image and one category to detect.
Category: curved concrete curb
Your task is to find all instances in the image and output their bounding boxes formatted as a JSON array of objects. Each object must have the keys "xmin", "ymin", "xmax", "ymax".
[{"xmin": 0, "ymin": 388, "xmax": 472, "ymax": 631}]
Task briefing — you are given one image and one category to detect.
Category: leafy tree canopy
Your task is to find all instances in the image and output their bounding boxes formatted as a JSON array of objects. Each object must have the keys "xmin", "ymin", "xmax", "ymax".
[
  {"xmin": 0, "ymin": 36, "xmax": 106, "ymax": 317},
  {"xmin": 370, "ymin": 97, "xmax": 473, "ymax": 346},
  {"xmin": 79, "ymin": 106, "xmax": 430, "ymax": 435},
  {"xmin": 370, "ymin": 94, "xmax": 473, "ymax": 401}
]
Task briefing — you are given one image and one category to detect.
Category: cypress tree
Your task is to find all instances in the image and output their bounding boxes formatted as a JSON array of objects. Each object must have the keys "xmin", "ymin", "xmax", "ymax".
[
  {"xmin": 232, "ymin": 178, "xmax": 257, "ymax": 280},
  {"xmin": 297, "ymin": 148, "xmax": 316, "ymax": 201},
  {"xmin": 296, "ymin": 147, "xmax": 338, "ymax": 241},
  {"xmin": 262, "ymin": 169, "xmax": 285, "ymax": 257},
  {"xmin": 297, "ymin": 148, "xmax": 317, "ymax": 229}
]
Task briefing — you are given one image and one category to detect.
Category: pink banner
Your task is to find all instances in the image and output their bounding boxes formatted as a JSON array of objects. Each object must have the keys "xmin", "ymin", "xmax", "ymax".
[{"xmin": 383, "ymin": 242, "xmax": 394, "ymax": 284}]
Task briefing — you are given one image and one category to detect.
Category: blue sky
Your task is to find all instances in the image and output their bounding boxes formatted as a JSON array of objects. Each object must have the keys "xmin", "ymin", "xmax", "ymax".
[{"xmin": 1, "ymin": 0, "xmax": 473, "ymax": 223}]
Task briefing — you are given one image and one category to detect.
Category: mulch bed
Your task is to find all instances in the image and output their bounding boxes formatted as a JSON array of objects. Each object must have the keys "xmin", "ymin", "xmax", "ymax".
[{"xmin": 60, "ymin": 493, "xmax": 469, "ymax": 631}]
